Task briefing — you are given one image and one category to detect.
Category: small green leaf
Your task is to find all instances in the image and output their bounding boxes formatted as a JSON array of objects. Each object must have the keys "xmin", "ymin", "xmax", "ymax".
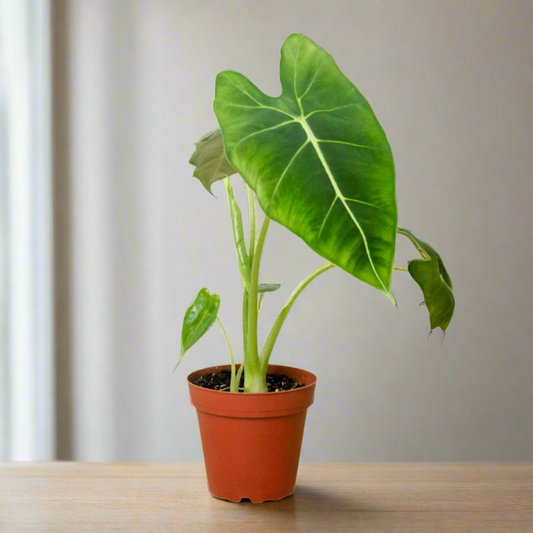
[
  {"xmin": 189, "ymin": 129, "xmax": 236, "ymax": 194},
  {"xmin": 174, "ymin": 288, "xmax": 220, "ymax": 371},
  {"xmin": 400, "ymin": 228, "xmax": 455, "ymax": 332},
  {"xmin": 258, "ymin": 285, "xmax": 281, "ymax": 312},
  {"xmin": 224, "ymin": 178, "xmax": 251, "ymax": 288},
  {"xmin": 258, "ymin": 284, "xmax": 281, "ymax": 293}
]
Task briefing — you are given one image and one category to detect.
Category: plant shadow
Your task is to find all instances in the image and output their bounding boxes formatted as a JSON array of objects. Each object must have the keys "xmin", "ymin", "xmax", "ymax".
[{"xmin": 207, "ymin": 484, "xmax": 371, "ymax": 530}]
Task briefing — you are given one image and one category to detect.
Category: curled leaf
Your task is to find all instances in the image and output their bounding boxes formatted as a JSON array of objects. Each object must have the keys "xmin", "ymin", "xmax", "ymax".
[
  {"xmin": 257, "ymin": 284, "xmax": 281, "ymax": 312},
  {"xmin": 399, "ymin": 228, "xmax": 455, "ymax": 332},
  {"xmin": 189, "ymin": 129, "xmax": 236, "ymax": 194},
  {"xmin": 174, "ymin": 288, "xmax": 220, "ymax": 371},
  {"xmin": 258, "ymin": 284, "xmax": 281, "ymax": 293}
]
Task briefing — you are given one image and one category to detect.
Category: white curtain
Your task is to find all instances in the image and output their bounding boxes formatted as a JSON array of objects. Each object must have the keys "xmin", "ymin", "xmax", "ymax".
[
  {"xmin": 0, "ymin": 0, "xmax": 54, "ymax": 461},
  {"xmin": 54, "ymin": 0, "xmax": 184, "ymax": 460},
  {"xmin": 55, "ymin": 0, "xmax": 223, "ymax": 461}
]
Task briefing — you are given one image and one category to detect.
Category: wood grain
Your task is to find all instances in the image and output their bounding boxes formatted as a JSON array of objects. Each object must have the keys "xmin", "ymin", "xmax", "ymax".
[{"xmin": 1, "ymin": 463, "xmax": 532, "ymax": 532}]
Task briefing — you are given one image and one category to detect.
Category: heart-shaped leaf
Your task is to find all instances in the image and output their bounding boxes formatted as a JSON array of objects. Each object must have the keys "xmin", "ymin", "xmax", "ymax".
[
  {"xmin": 189, "ymin": 129, "xmax": 236, "ymax": 194},
  {"xmin": 214, "ymin": 33, "xmax": 397, "ymax": 300},
  {"xmin": 399, "ymin": 228, "xmax": 455, "ymax": 332},
  {"xmin": 258, "ymin": 284, "xmax": 281, "ymax": 293},
  {"xmin": 174, "ymin": 288, "xmax": 220, "ymax": 371}
]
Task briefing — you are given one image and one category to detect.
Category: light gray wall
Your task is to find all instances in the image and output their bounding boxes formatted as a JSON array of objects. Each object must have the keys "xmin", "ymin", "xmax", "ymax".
[{"xmin": 55, "ymin": 0, "xmax": 533, "ymax": 461}]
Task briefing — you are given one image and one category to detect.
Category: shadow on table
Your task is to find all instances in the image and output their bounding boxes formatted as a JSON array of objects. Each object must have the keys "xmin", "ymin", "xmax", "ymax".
[
  {"xmin": 205, "ymin": 484, "xmax": 369, "ymax": 531},
  {"xmin": 290, "ymin": 485, "xmax": 370, "ymax": 512}
]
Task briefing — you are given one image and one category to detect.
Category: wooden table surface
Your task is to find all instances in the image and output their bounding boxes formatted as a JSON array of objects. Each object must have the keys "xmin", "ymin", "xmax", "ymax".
[{"xmin": 1, "ymin": 463, "xmax": 532, "ymax": 532}]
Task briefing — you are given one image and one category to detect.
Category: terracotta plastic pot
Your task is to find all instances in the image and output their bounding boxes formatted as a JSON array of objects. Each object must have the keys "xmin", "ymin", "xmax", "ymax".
[{"xmin": 187, "ymin": 364, "xmax": 317, "ymax": 503}]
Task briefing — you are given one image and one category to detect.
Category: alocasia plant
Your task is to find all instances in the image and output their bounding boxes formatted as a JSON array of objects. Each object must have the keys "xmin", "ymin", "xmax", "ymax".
[{"xmin": 176, "ymin": 33, "xmax": 455, "ymax": 392}]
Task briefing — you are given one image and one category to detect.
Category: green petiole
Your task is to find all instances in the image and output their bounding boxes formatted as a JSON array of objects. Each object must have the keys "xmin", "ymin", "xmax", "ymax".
[
  {"xmin": 217, "ymin": 316, "xmax": 238, "ymax": 393},
  {"xmin": 260, "ymin": 262, "xmax": 335, "ymax": 373},
  {"xmin": 244, "ymin": 216, "xmax": 270, "ymax": 392},
  {"xmin": 224, "ymin": 177, "xmax": 251, "ymax": 290}
]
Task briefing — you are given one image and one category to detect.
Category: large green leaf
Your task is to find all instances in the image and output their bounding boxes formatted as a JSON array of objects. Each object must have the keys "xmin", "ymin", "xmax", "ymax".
[
  {"xmin": 174, "ymin": 288, "xmax": 220, "ymax": 371},
  {"xmin": 399, "ymin": 228, "xmax": 455, "ymax": 332},
  {"xmin": 214, "ymin": 33, "xmax": 397, "ymax": 300},
  {"xmin": 189, "ymin": 129, "xmax": 236, "ymax": 194}
]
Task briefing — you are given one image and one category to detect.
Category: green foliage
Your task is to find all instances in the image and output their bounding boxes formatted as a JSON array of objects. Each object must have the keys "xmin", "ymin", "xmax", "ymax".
[
  {"xmin": 189, "ymin": 129, "xmax": 236, "ymax": 194},
  {"xmin": 179, "ymin": 33, "xmax": 457, "ymax": 390},
  {"xmin": 214, "ymin": 33, "xmax": 397, "ymax": 301},
  {"xmin": 175, "ymin": 288, "xmax": 220, "ymax": 371},
  {"xmin": 399, "ymin": 228, "xmax": 455, "ymax": 332}
]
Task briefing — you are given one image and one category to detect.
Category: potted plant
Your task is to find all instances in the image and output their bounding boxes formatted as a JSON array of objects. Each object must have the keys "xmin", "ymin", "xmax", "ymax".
[{"xmin": 176, "ymin": 33, "xmax": 455, "ymax": 503}]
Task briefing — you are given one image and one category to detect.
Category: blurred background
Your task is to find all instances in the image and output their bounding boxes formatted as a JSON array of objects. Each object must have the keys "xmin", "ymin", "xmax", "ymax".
[{"xmin": 1, "ymin": 0, "xmax": 532, "ymax": 462}]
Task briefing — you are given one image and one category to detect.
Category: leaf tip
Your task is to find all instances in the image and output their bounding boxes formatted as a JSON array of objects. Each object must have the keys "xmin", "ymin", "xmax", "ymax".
[
  {"xmin": 205, "ymin": 184, "xmax": 218, "ymax": 198},
  {"xmin": 386, "ymin": 290, "xmax": 397, "ymax": 307}
]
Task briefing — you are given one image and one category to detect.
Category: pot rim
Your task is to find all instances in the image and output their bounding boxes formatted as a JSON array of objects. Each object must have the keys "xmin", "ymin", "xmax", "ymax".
[{"xmin": 187, "ymin": 363, "xmax": 317, "ymax": 396}]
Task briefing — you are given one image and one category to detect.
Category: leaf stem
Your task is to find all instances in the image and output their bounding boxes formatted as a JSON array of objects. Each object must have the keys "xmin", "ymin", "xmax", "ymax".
[
  {"xmin": 216, "ymin": 317, "xmax": 238, "ymax": 393},
  {"xmin": 247, "ymin": 185, "xmax": 257, "ymax": 267},
  {"xmin": 224, "ymin": 177, "xmax": 251, "ymax": 289},
  {"xmin": 260, "ymin": 262, "xmax": 335, "ymax": 373},
  {"xmin": 235, "ymin": 362, "xmax": 244, "ymax": 390},
  {"xmin": 397, "ymin": 227, "xmax": 431, "ymax": 261},
  {"xmin": 393, "ymin": 265, "xmax": 409, "ymax": 272},
  {"xmin": 245, "ymin": 216, "xmax": 270, "ymax": 392},
  {"xmin": 241, "ymin": 185, "xmax": 257, "ymax": 372},
  {"xmin": 242, "ymin": 289, "xmax": 249, "ymax": 363}
]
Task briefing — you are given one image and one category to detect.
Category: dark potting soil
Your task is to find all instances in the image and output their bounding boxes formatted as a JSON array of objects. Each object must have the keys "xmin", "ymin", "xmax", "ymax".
[{"xmin": 193, "ymin": 369, "xmax": 304, "ymax": 393}]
